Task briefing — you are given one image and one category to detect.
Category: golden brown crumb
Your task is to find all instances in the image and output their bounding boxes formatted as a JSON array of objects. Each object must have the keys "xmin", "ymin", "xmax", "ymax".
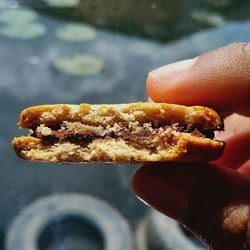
[{"xmin": 36, "ymin": 124, "xmax": 52, "ymax": 136}]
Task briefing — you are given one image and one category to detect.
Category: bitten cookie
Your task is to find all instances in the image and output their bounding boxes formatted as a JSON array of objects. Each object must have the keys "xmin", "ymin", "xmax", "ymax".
[{"xmin": 12, "ymin": 102, "xmax": 224, "ymax": 163}]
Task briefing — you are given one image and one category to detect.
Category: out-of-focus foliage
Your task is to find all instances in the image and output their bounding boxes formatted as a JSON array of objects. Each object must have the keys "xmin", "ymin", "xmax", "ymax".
[
  {"xmin": 34, "ymin": 0, "xmax": 250, "ymax": 42},
  {"xmin": 56, "ymin": 23, "xmax": 96, "ymax": 42},
  {"xmin": 44, "ymin": 0, "xmax": 79, "ymax": 8},
  {"xmin": 190, "ymin": 9, "xmax": 224, "ymax": 26},
  {"xmin": 1, "ymin": 22, "xmax": 47, "ymax": 39},
  {"xmin": 53, "ymin": 54, "xmax": 104, "ymax": 76},
  {"xmin": 0, "ymin": 8, "xmax": 38, "ymax": 24}
]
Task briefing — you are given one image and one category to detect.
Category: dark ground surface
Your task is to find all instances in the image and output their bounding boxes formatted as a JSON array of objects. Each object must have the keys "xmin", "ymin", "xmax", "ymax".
[{"xmin": 0, "ymin": 1, "xmax": 250, "ymax": 249}]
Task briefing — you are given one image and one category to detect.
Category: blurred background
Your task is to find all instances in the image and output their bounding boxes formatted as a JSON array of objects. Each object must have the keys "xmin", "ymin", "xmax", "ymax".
[{"xmin": 0, "ymin": 0, "xmax": 250, "ymax": 249}]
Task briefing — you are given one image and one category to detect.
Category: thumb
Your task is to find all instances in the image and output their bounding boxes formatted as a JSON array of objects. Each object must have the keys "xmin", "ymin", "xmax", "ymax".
[
  {"xmin": 132, "ymin": 163, "xmax": 250, "ymax": 250},
  {"xmin": 147, "ymin": 43, "xmax": 250, "ymax": 112}
]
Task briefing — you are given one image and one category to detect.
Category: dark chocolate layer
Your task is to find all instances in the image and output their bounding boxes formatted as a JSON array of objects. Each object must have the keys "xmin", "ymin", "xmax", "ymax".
[{"xmin": 32, "ymin": 124, "xmax": 215, "ymax": 145}]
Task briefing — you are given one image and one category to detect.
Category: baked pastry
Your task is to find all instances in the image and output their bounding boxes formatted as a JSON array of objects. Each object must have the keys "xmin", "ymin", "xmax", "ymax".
[{"xmin": 12, "ymin": 102, "xmax": 224, "ymax": 163}]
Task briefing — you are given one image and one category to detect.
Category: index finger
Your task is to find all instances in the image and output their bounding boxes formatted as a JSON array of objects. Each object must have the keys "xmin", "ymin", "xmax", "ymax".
[{"xmin": 147, "ymin": 43, "xmax": 250, "ymax": 112}]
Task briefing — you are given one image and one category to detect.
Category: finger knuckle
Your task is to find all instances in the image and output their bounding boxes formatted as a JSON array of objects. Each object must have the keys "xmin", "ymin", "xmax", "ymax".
[{"xmin": 222, "ymin": 204, "xmax": 250, "ymax": 247}]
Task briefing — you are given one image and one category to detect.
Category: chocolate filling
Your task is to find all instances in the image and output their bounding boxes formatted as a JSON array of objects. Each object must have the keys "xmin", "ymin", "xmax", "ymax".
[{"xmin": 32, "ymin": 124, "xmax": 215, "ymax": 145}]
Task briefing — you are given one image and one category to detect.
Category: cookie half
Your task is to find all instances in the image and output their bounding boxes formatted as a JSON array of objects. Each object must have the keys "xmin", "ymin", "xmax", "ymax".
[{"xmin": 12, "ymin": 102, "xmax": 224, "ymax": 163}]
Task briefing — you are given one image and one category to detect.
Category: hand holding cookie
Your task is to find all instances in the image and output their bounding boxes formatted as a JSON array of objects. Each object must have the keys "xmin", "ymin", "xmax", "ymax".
[{"xmin": 133, "ymin": 43, "xmax": 250, "ymax": 250}]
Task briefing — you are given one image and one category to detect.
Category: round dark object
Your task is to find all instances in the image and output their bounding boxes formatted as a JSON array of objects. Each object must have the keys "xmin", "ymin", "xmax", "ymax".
[{"xmin": 6, "ymin": 193, "xmax": 132, "ymax": 250}]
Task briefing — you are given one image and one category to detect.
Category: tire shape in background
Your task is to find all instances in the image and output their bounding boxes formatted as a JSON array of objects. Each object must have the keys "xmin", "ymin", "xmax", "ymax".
[
  {"xmin": 135, "ymin": 210, "xmax": 205, "ymax": 250},
  {"xmin": 6, "ymin": 193, "xmax": 133, "ymax": 250}
]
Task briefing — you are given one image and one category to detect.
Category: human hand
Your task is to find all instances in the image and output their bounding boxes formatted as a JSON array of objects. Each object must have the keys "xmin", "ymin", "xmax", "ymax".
[{"xmin": 133, "ymin": 43, "xmax": 250, "ymax": 250}]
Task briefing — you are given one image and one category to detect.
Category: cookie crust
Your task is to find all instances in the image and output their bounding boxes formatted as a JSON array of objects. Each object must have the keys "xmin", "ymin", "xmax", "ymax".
[{"xmin": 13, "ymin": 102, "xmax": 224, "ymax": 163}]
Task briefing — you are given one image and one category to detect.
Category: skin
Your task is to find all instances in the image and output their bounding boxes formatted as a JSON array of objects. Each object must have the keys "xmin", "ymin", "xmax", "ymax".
[{"xmin": 132, "ymin": 43, "xmax": 250, "ymax": 250}]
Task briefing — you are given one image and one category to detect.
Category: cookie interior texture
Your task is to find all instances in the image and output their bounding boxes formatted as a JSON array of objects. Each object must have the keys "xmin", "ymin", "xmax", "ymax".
[{"xmin": 12, "ymin": 102, "xmax": 224, "ymax": 163}]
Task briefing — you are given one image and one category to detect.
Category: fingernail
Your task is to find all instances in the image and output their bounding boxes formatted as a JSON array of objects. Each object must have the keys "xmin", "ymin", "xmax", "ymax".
[
  {"xmin": 148, "ymin": 97, "xmax": 154, "ymax": 103},
  {"xmin": 148, "ymin": 58, "xmax": 197, "ymax": 84},
  {"xmin": 215, "ymin": 131, "xmax": 231, "ymax": 141}
]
